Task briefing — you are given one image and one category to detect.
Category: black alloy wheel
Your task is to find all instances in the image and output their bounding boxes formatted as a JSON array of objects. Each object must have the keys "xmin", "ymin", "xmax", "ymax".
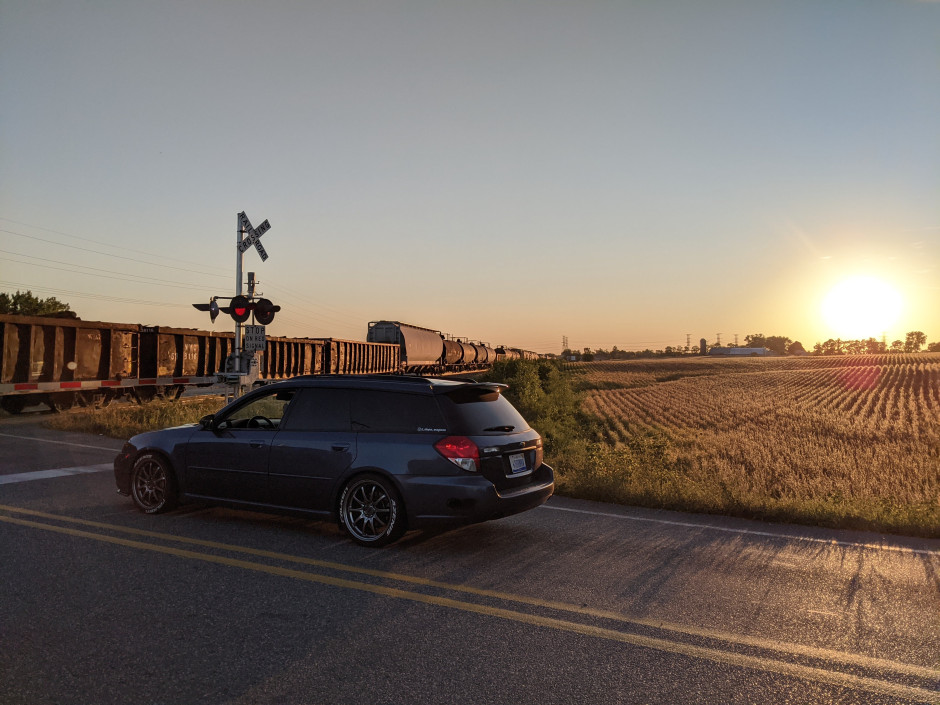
[
  {"xmin": 130, "ymin": 453, "xmax": 178, "ymax": 514},
  {"xmin": 339, "ymin": 474, "xmax": 406, "ymax": 547}
]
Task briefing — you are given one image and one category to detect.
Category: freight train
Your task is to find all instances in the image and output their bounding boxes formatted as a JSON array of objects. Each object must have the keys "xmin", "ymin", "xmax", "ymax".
[{"xmin": 0, "ymin": 314, "xmax": 542, "ymax": 414}]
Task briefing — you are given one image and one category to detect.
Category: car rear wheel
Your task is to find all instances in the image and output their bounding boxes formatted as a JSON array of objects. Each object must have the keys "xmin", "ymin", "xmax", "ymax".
[
  {"xmin": 338, "ymin": 474, "xmax": 405, "ymax": 547},
  {"xmin": 131, "ymin": 453, "xmax": 178, "ymax": 514}
]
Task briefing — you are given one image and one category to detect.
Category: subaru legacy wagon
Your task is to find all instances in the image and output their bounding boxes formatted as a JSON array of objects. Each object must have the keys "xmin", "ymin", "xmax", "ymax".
[{"xmin": 114, "ymin": 375, "xmax": 555, "ymax": 546}]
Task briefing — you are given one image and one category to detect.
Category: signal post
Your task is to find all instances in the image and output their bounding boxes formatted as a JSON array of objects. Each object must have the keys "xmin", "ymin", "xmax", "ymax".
[{"xmin": 193, "ymin": 211, "xmax": 280, "ymax": 398}]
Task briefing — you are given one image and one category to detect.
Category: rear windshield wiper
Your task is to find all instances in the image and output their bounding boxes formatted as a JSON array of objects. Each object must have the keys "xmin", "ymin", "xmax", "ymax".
[{"xmin": 483, "ymin": 425, "xmax": 515, "ymax": 432}]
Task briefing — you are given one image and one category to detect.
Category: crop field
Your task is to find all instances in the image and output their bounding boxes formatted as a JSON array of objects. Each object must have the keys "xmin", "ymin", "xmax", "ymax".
[{"xmin": 565, "ymin": 353, "xmax": 940, "ymax": 536}]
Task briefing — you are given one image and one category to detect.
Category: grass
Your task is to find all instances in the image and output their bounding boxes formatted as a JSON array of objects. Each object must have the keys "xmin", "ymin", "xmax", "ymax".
[{"xmin": 44, "ymin": 396, "xmax": 228, "ymax": 439}]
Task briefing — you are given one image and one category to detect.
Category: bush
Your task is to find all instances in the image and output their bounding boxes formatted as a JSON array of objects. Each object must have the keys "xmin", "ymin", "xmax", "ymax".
[{"xmin": 482, "ymin": 359, "xmax": 598, "ymax": 491}]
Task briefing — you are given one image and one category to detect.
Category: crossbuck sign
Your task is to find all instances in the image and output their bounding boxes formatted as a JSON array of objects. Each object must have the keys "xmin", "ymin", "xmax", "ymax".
[{"xmin": 237, "ymin": 211, "xmax": 271, "ymax": 261}]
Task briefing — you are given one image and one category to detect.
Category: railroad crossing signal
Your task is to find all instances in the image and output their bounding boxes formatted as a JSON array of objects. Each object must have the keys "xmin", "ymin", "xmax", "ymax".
[
  {"xmin": 252, "ymin": 298, "xmax": 279, "ymax": 325},
  {"xmin": 227, "ymin": 295, "xmax": 252, "ymax": 323},
  {"xmin": 197, "ymin": 295, "xmax": 281, "ymax": 324},
  {"xmin": 237, "ymin": 211, "xmax": 270, "ymax": 261},
  {"xmin": 192, "ymin": 297, "xmax": 221, "ymax": 323}
]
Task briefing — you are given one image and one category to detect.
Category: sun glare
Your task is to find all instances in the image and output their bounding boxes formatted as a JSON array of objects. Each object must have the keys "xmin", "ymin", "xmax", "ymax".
[{"xmin": 821, "ymin": 276, "xmax": 903, "ymax": 340}]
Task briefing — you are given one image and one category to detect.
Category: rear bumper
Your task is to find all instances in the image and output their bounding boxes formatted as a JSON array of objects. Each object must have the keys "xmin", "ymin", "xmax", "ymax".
[{"xmin": 400, "ymin": 463, "xmax": 554, "ymax": 528}]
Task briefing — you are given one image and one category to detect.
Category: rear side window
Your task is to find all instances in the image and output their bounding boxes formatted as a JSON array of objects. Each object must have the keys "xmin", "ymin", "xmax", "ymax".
[
  {"xmin": 438, "ymin": 388, "xmax": 530, "ymax": 434},
  {"xmin": 281, "ymin": 388, "xmax": 351, "ymax": 431},
  {"xmin": 351, "ymin": 391, "xmax": 447, "ymax": 433}
]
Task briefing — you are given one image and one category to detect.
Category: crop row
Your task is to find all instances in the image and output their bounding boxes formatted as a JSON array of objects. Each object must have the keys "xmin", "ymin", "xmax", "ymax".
[{"xmin": 578, "ymin": 355, "xmax": 940, "ymax": 508}]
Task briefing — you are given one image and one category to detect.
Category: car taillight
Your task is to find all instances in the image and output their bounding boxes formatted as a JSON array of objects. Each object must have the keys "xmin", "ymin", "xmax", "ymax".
[{"xmin": 434, "ymin": 436, "xmax": 481, "ymax": 472}]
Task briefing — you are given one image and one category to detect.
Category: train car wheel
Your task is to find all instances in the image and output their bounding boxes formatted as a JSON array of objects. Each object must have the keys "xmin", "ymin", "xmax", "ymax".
[
  {"xmin": 48, "ymin": 393, "xmax": 76, "ymax": 413},
  {"xmin": 1, "ymin": 396, "xmax": 27, "ymax": 415},
  {"xmin": 134, "ymin": 387, "xmax": 157, "ymax": 404}
]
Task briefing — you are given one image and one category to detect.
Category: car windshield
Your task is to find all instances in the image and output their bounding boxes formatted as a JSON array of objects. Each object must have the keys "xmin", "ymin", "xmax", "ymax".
[{"xmin": 438, "ymin": 387, "xmax": 530, "ymax": 434}]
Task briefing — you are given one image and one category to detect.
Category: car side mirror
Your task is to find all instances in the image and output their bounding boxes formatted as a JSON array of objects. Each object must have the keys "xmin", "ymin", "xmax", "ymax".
[{"xmin": 199, "ymin": 414, "xmax": 216, "ymax": 430}]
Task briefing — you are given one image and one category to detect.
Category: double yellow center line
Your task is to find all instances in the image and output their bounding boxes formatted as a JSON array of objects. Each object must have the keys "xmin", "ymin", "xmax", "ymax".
[{"xmin": 0, "ymin": 503, "xmax": 936, "ymax": 702}]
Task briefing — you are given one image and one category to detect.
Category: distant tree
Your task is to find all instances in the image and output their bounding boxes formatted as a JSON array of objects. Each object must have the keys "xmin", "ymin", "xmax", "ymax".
[
  {"xmin": 0, "ymin": 290, "xmax": 73, "ymax": 317},
  {"xmin": 764, "ymin": 335, "xmax": 792, "ymax": 356},
  {"xmin": 787, "ymin": 341, "xmax": 807, "ymax": 355},
  {"xmin": 845, "ymin": 339, "xmax": 867, "ymax": 355},
  {"xmin": 814, "ymin": 339, "xmax": 846, "ymax": 356},
  {"xmin": 744, "ymin": 333, "xmax": 766, "ymax": 348},
  {"xmin": 904, "ymin": 331, "xmax": 927, "ymax": 353},
  {"xmin": 928, "ymin": 342, "xmax": 940, "ymax": 353},
  {"xmin": 890, "ymin": 340, "xmax": 904, "ymax": 353}
]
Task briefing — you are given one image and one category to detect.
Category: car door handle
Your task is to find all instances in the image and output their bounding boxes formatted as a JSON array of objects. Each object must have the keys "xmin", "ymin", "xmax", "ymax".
[
  {"xmin": 250, "ymin": 440, "xmax": 268, "ymax": 449},
  {"xmin": 331, "ymin": 444, "xmax": 350, "ymax": 452}
]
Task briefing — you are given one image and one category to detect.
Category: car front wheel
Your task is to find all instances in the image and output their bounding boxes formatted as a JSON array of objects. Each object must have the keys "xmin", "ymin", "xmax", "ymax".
[
  {"xmin": 338, "ymin": 474, "xmax": 406, "ymax": 547},
  {"xmin": 131, "ymin": 453, "xmax": 178, "ymax": 514}
]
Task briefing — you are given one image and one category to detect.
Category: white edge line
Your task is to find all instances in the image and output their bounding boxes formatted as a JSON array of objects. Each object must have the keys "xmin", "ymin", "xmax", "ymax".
[
  {"xmin": 0, "ymin": 464, "xmax": 113, "ymax": 485},
  {"xmin": 0, "ymin": 432, "xmax": 117, "ymax": 452},
  {"xmin": 541, "ymin": 504, "xmax": 940, "ymax": 557}
]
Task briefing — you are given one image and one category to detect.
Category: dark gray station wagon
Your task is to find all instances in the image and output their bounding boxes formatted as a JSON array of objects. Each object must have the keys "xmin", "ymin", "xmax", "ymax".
[{"xmin": 114, "ymin": 376, "xmax": 554, "ymax": 546}]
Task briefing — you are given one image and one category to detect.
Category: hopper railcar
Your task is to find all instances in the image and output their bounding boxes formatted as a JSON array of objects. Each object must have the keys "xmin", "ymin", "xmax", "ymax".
[{"xmin": 367, "ymin": 320, "xmax": 509, "ymax": 375}]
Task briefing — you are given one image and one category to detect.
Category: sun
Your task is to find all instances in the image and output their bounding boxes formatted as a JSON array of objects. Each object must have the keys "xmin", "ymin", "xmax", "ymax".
[{"xmin": 821, "ymin": 276, "xmax": 903, "ymax": 340}]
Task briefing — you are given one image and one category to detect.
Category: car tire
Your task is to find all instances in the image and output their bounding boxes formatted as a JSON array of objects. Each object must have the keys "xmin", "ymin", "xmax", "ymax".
[
  {"xmin": 130, "ymin": 453, "xmax": 178, "ymax": 514},
  {"xmin": 338, "ymin": 473, "xmax": 406, "ymax": 547}
]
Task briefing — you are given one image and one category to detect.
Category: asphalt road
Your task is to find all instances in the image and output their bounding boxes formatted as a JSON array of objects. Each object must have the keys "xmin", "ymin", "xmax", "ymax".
[{"xmin": 1, "ymin": 419, "xmax": 938, "ymax": 704}]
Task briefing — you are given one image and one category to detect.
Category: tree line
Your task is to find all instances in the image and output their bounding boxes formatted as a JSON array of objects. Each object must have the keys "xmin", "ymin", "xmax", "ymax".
[
  {"xmin": 0, "ymin": 290, "xmax": 74, "ymax": 317},
  {"xmin": 565, "ymin": 330, "xmax": 937, "ymax": 361}
]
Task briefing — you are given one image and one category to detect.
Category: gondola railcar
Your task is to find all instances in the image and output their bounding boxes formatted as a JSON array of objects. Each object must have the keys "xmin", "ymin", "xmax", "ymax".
[{"xmin": 0, "ymin": 313, "xmax": 538, "ymax": 413}]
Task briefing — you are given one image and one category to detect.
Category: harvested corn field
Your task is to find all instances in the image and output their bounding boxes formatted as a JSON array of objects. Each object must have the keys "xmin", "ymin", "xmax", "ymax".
[{"xmin": 566, "ymin": 354, "xmax": 940, "ymax": 536}]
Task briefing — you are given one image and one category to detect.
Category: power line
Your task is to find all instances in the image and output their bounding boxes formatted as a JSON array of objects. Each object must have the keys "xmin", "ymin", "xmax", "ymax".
[
  {"xmin": 1, "ymin": 228, "xmax": 231, "ymax": 280},
  {"xmin": 0, "ymin": 280, "xmax": 182, "ymax": 308},
  {"xmin": 0, "ymin": 216, "xmax": 230, "ymax": 274},
  {"xmin": 1, "ymin": 251, "xmax": 211, "ymax": 292}
]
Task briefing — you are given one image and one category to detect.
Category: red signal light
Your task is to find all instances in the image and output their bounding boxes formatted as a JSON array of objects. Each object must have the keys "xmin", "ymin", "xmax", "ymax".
[
  {"xmin": 253, "ymin": 298, "xmax": 280, "ymax": 325},
  {"xmin": 228, "ymin": 295, "xmax": 251, "ymax": 323}
]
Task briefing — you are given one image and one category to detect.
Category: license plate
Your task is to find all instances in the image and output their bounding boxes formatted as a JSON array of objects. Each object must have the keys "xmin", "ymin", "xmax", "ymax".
[{"xmin": 508, "ymin": 453, "xmax": 527, "ymax": 474}]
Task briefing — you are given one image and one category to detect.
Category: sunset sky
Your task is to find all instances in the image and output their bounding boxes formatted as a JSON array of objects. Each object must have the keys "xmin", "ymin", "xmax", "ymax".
[{"xmin": 2, "ymin": 1, "xmax": 938, "ymax": 353}]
